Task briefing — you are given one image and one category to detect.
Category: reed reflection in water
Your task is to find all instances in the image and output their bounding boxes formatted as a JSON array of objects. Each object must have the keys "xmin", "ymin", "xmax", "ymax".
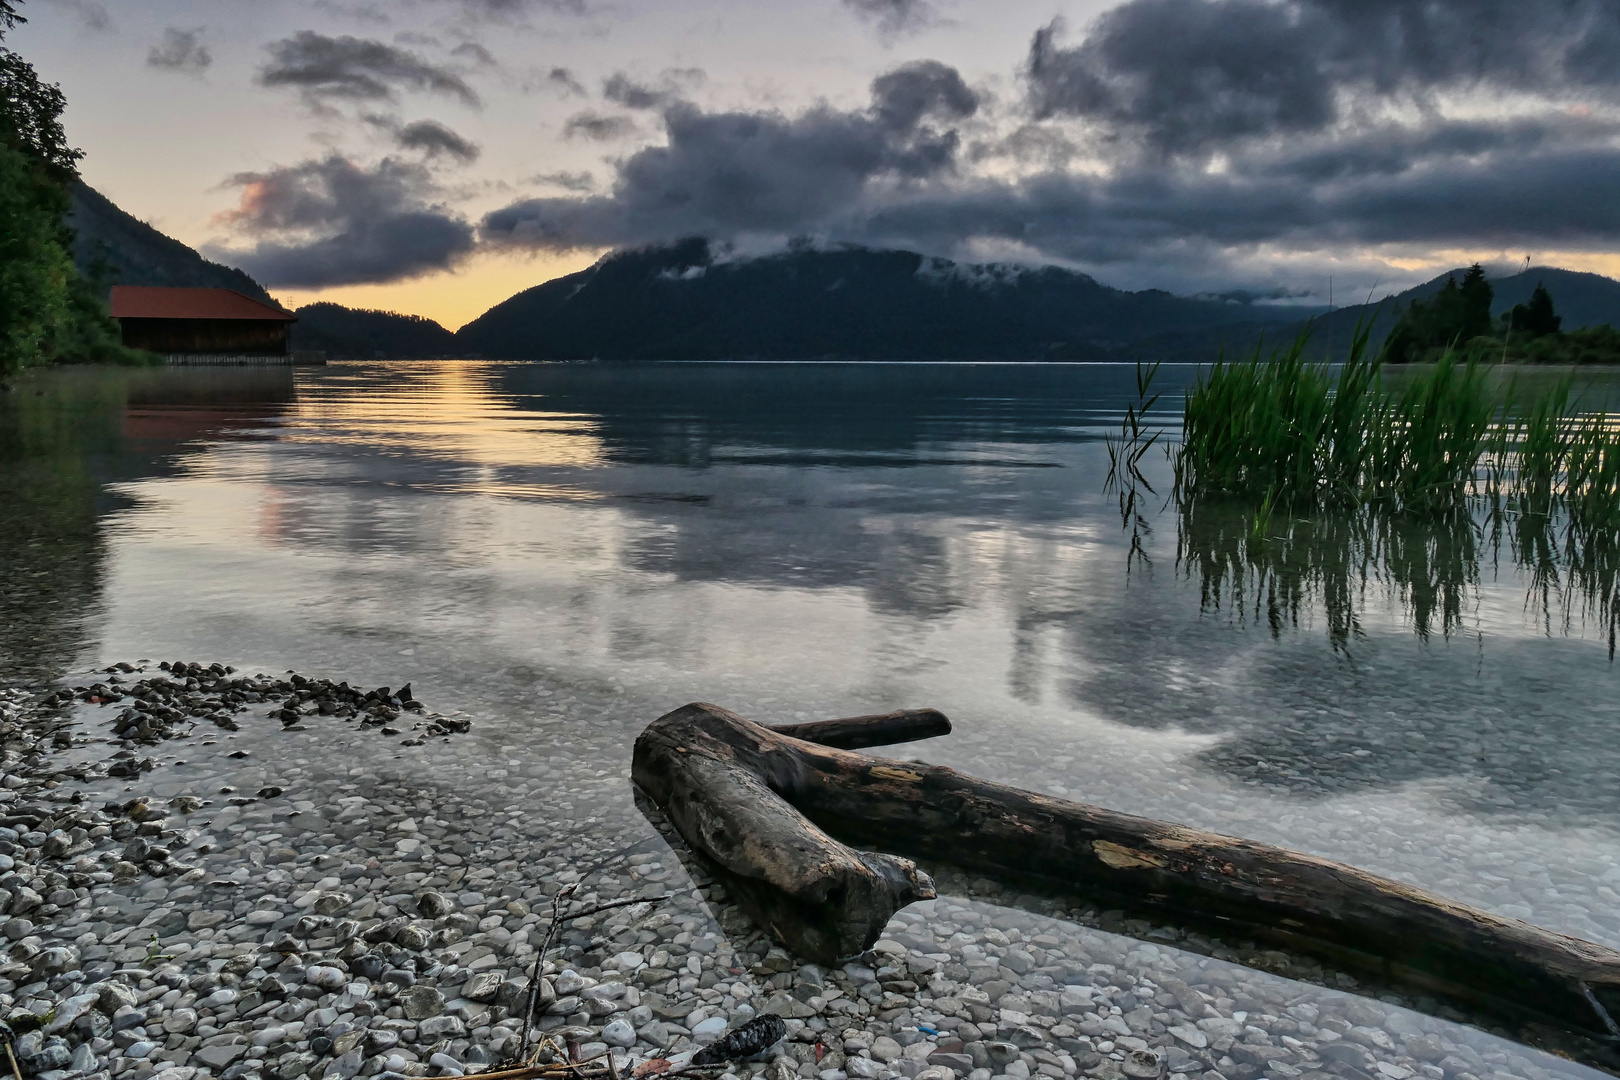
[{"xmin": 1166, "ymin": 494, "xmax": 1620, "ymax": 655}]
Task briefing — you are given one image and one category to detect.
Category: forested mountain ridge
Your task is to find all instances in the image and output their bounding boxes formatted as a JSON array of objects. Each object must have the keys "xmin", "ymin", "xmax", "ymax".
[
  {"xmin": 454, "ymin": 240, "xmax": 1323, "ymax": 361},
  {"xmin": 67, "ymin": 183, "xmax": 274, "ymax": 301}
]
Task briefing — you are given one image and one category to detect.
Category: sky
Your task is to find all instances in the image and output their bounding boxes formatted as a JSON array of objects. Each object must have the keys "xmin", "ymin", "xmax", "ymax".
[{"xmin": 13, "ymin": 0, "xmax": 1620, "ymax": 329}]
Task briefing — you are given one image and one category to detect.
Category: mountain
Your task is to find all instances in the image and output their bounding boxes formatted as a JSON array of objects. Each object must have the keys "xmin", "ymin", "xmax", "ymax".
[
  {"xmin": 66, "ymin": 184, "xmax": 457, "ymax": 359},
  {"xmin": 290, "ymin": 303, "xmax": 458, "ymax": 359},
  {"xmin": 66, "ymin": 183, "xmax": 274, "ymax": 301},
  {"xmin": 1108, "ymin": 266, "xmax": 1620, "ymax": 363},
  {"xmin": 455, "ymin": 239, "xmax": 1325, "ymax": 361},
  {"xmin": 1275, "ymin": 266, "xmax": 1620, "ymax": 360}
]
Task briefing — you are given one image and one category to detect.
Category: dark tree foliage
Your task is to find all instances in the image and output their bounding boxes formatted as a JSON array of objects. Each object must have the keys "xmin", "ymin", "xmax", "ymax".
[
  {"xmin": 0, "ymin": 0, "xmax": 133, "ymax": 378},
  {"xmin": 1456, "ymin": 263, "xmax": 1494, "ymax": 339},
  {"xmin": 291, "ymin": 302, "xmax": 457, "ymax": 359},
  {"xmin": 1383, "ymin": 263, "xmax": 1496, "ymax": 363},
  {"xmin": 0, "ymin": 48, "xmax": 78, "ymax": 189},
  {"xmin": 1506, "ymin": 283, "xmax": 1563, "ymax": 340}
]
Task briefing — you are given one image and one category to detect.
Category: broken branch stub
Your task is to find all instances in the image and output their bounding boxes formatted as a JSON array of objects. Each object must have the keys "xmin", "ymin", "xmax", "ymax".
[
  {"xmin": 769, "ymin": 709, "xmax": 950, "ymax": 750},
  {"xmin": 632, "ymin": 702, "xmax": 1620, "ymax": 1051}
]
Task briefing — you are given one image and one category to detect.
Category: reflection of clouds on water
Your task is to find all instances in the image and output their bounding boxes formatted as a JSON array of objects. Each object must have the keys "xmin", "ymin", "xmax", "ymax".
[{"xmin": 29, "ymin": 359, "xmax": 1620, "ymax": 952}]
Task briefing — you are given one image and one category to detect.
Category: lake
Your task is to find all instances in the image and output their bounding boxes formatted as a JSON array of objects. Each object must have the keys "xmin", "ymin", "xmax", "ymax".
[{"xmin": 4, "ymin": 360, "xmax": 1618, "ymax": 1078}]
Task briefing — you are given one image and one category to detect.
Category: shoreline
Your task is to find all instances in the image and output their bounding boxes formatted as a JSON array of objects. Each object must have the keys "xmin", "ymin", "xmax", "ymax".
[{"xmin": 0, "ymin": 664, "xmax": 1604, "ymax": 1080}]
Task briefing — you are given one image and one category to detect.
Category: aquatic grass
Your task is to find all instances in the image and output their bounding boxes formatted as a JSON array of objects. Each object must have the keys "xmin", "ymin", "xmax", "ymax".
[
  {"xmin": 1171, "ymin": 326, "xmax": 1502, "ymax": 512},
  {"xmin": 1365, "ymin": 350, "xmax": 1496, "ymax": 510},
  {"xmin": 1110, "ymin": 329, "xmax": 1620, "ymax": 653}
]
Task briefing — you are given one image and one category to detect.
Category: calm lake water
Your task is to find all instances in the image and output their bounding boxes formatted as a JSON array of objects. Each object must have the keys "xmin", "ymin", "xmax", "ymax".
[{"xmin": 5, "ymin": 360, "xmax": 1620, "ymax": 966}]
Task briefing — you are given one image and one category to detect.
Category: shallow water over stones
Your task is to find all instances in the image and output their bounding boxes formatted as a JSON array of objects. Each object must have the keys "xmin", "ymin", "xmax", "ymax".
[
  {"xmin": 4, "ymin": 362, "xmax": 1620, "ymax": 1080},
  {"xmin": 0, "ymin": 668, "xmax": 1609, "ymax": 1080}
]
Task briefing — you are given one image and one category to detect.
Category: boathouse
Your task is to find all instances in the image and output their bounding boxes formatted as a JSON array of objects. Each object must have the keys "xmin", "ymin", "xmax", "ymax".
[{"xmin": 109, "ymin": 286, "xmax": 299, "ymax": 363}]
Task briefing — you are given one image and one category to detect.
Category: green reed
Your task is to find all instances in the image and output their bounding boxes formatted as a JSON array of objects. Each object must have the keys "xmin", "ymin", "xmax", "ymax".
[
  {"xmin": 1110, "ymin": 329, "xmax": 1620, "ymax": 653},
  {"xmin": 1172, "ymin": 325, "xmax": 1502, "ymax": 512}
]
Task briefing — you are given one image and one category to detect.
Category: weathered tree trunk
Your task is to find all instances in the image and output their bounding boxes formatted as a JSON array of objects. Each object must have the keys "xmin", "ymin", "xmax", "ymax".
[{"xmin": 632, "ymin": 701, "xmax": 1620, "ymax": 1053}]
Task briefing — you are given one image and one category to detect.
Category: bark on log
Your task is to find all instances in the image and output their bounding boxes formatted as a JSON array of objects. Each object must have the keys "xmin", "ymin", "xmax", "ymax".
[{"xmin": 632, "ymin": 701, "xmax": 1620, "ymax": 1052}]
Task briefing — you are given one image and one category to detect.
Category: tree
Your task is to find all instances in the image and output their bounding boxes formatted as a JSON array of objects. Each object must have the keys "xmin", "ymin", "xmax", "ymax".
[
  {"xmin": 1383, "ymin": 264, "xmax": 1495, "ymax": 362},
  {"xmin": 0, "ymin": 0, "xmax": 133, "ymax": 379},
  {"xmin": 0, "ymin": 139, "xmax": 72, "ymax": 376},
  {"xmin": 0, "ymin": 47, "xmax": 79, "ymax": 189},
  {"xmin": 1506, "ymin": 283, "xmax": 1562, "ymax": 340},
  {"xmin": 1456, "ymin": 263, "xmax": 1494, "ymax": 340}
]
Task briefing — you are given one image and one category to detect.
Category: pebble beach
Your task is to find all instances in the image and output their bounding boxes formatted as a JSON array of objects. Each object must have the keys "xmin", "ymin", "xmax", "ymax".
[{"xmin": 0, "ymin": 662, "xmax": 1606, "ymax": 1080}]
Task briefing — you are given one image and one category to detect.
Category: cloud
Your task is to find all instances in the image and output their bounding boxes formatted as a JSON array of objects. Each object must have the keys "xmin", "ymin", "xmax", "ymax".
[
  {"xmin": 846, "ymin": 130, "xmax": 1620, "ymax": 290},
  {"xmin": 475, "ymin": 0, "xmax": 1620, "ymax": 302},
  {"xmin": 310, "ymin": 2, "xmax": 390, "ymax": 25},
  {"xmin": 147, "ymin": 27, "xmax": 211, "ymax": 76},
  {"xmin": 209, "ymin": 156, "xmax": 476, "ymax": 287},
  {"xmin": 545, "ymin": 67, "xmax": 587, "ymax": 96},
  {"xmin": 1025, "ymin": 0, "xmax": 1620, "ymax": 156},
  {"xmin": 395, "ymin": 119, "xmax": 482, "ymax": 160},
  {"xmin": 483, "ymin": 61, "xmax": 979, "ymax": 250},
  {"xmin": 258, "ymin": 31, "xmax": 480, "ymax": 109},
  {"xmin": 451, "ymin": 42, "xmax": 497, "ymax": 66},
  {"xmin": 563, "ymin": 111, "xmax": 637, "ymax": 141},
  {"xmin": 437, "ymin": 0, "xmax": 588, "ymax": 19},
  {"xmin": 42, "ymin": 0, "xmax": 110, "ymax": 31},
  {"xmin": 529, "ymin": 171, "xmax": 596, "ymax": 191},
  {"xmin": 602, "ymin": 68, "xmax": 706, "ymax": 111},
  {"xmin": 841, "ymin": 0, "xmax": 935, "ymax": 37}
]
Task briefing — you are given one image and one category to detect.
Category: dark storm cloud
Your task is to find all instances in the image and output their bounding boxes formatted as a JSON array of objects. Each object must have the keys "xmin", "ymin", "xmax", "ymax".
[
  {"xmin": 475, "ymin": 0, "xmax": 1620, "ymax": 296},
  {"xmin": 841, "ymin": 0, "xmax": 935, "ymax": 36},
  {"xmin": 147, "ymin": 27, "xmax": 211, "ymax": 75},
  {"xmin": 1026, "ymin": 0, "xmax": 1620, "ymax": 155},
  {"xmin": 853, "ymin": 137, "xmax": 1620, "ymax": 268},
  {"xmin": 210, "ymin": 157, "xmax": 475, "ymax": 287},
  {"xmin": 871, "ymin": 60, "xmax": 977, "ymax": 129},
  {"xmin": 259, "ymin": 31, "xmax": 480, "ymax": 108},
  {"xmin": 395, "ymin": 119, "xmax": 481, "ymax": 160},
  {"xmin": 483, "ymin": 62, "xmax": 979, "ymax": 250},
  {"xmin": 563, "ymin": 111, "xmax": 637, "ymax": 141}
]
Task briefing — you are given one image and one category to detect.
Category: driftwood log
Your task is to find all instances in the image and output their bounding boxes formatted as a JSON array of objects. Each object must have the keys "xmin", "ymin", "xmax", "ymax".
[{"xmin": 632, "ymin": 701, "xmax": 1620, "ymax": 1054}]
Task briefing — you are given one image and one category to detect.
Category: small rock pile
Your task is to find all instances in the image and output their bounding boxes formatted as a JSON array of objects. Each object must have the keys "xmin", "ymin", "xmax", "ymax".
[{"xmin": 65, "ymin": 663, "xmax": 473, "ymax": 752}]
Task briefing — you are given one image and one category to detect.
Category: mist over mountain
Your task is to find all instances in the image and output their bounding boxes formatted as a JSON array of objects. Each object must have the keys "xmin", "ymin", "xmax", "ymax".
[{"xmin": 455, "ymin": 239, "xmax": 1324, "ymax": 361}]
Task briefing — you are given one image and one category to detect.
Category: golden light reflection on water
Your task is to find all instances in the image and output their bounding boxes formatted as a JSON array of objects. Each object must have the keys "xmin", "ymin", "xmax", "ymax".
[{"xmin": 280, "ymin": 360, "xmax": 608, "ymax": 499}]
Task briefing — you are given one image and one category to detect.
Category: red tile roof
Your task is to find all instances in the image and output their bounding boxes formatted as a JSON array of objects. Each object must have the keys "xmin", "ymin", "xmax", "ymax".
[{"xmin": 110, "ymin": 286, "xmax": 297, "ymax": 322}]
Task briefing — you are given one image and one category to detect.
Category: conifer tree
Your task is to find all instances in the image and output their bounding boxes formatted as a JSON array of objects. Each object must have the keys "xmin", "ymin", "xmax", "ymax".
[{"xmin": 1507, "ymin": 283, "xmax": 1561, "ymax": 340}]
